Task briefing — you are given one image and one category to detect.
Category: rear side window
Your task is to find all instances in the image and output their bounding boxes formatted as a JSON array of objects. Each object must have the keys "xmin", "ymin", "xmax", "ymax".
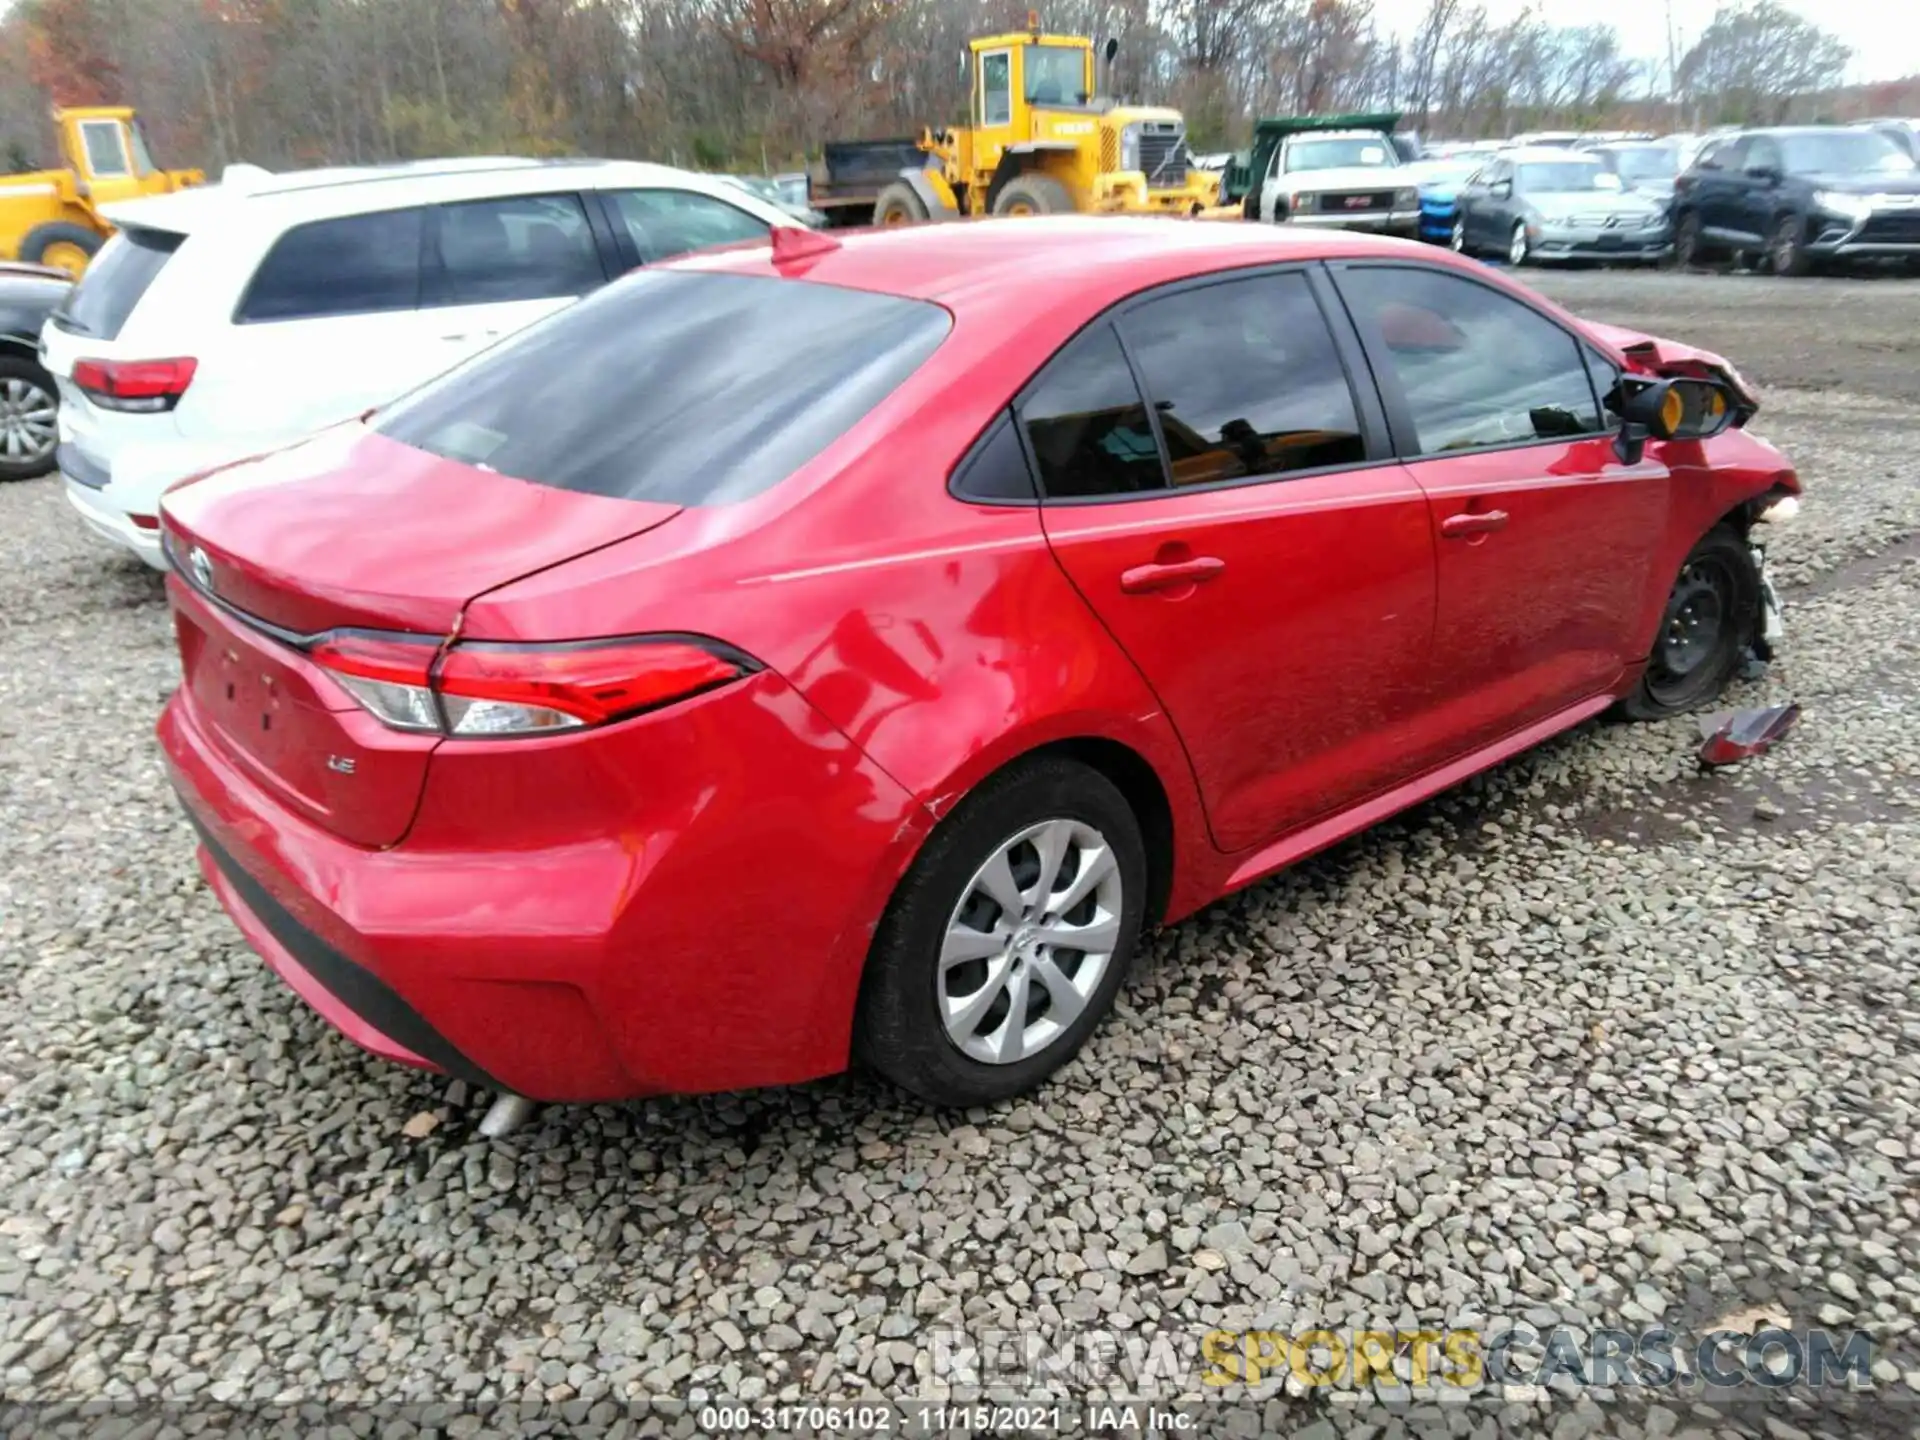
[
  {"xmin": 605, "ymin": 189, "xmax": 772, "ymax": 265},
  {"xmin": 238, "ymin": 208, "xmax": 425, "ymax": 322},
  {"xmin": 375, "ymin": 271, "xmax": 950, "ymax": 506},
  {"xmin": 1018, "ymin": 324, "xmax": 1163, "ymax": 498},
  {"xmin": 428, "ymin": 194, "xmax": 605, "ymax": 306},
  {"xmin": 55, "ymin": 226, "xmax": 181, "ymax": 340},
  {"xmin": 1118, "ymin": 274, "xmax": 1366, "ymax": 484}
]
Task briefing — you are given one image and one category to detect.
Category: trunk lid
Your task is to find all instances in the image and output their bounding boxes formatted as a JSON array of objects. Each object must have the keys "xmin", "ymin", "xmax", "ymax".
[
  {"xmin": 161, "ymin": 425, "xmax": 682, "ymax": 847},
  {"xmin": 159, "ymin": 424, "xmax": 682, "ymax": 636}
]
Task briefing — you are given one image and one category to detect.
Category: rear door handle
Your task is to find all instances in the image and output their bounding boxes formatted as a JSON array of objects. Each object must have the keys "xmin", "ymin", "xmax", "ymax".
[
  {"xmin": 1119, "ymin": 556, "xmax": 1226, "ymax": 593},
  {"xmin": 1441, "ymin": 509, "xmax": 1509, "ymax": 539}
]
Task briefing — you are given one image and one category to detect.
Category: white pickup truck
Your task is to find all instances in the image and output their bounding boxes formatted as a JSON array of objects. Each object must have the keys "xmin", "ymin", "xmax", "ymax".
[{"xmin": 1256, "ymin": 125, "xmax": 1422, "ymax": 237}]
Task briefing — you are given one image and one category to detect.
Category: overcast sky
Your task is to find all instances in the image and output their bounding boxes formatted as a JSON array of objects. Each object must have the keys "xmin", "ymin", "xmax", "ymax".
[{"xmin": 1370, "ymin": 0, "xmax": 1918, "ymax": 85}]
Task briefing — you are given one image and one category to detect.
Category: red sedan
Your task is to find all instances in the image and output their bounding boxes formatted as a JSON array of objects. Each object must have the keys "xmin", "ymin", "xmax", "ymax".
[{"xmin": 157, "ymin": 219, "xmax": 1800, "ymax": 1109}]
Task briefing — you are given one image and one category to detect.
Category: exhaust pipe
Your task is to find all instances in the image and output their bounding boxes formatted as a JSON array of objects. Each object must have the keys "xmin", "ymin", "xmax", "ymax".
[{"xmin": 479, "ymin": 1093, "xmax": 537, "ymax": 1138}]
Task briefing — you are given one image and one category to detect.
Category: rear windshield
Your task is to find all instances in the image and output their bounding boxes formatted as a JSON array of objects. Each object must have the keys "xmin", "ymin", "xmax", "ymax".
[
  {"xmin": 375, "ymin": 271, "xmax": 951, "ymax": 506},
  {"xmin": 54, "ymin": 226, "xmax": 181, "ymax": 339}
]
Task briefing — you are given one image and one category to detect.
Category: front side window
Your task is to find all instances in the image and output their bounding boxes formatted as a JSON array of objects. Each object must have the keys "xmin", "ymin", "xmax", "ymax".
[
  {"xmin": 1745, "ymin": 137, "xmax": 1783, "ymax": 173},
  {"xmin": 1118, "ymin": 274, "xmax": 1366, "ymax": 486},
  {"xmin": 1338, "ymin": 266, "xmax": 1603, "ymax": 455},
  {"xmin": 430, "ymin": 193, "xmax": 604, "ymax": 306},
  {"xmin": 127, "ymin": 122, "xmax": 156, "ymax": 177},
  {"xmin": 606, "ymin": 188, "xmax": 772, "ymax": 265},
  {"xmin": 981, "ymin": 50, "xmax": 1012, "ymax": 126},
  {"xmin": 1025, "ymin": 45, "xmax": 1087, "ymax": 105},
  {"xmin": 80, "ymin": 121, "xmax": 130, "ymax": 177},
  {"xmin": 239, "ymin": 208, "xmax": 425, "ymax": 322},
  {"xmin": 376, "ymin": 272, "xmax": 949, "ymax": 506},
  {"xmin": 1018, "ymin": 324, "xmax": 1162, "ymax": 498}
]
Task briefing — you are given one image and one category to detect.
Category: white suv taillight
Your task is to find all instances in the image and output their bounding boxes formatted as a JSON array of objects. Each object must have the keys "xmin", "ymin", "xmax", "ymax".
[
  {"xmin": 309, "ymin": 631, "xmax": 754, "ymax": 738},
  {"xmin": 72, "ymin": 357, "xmax": 197, "ymax": 413}
]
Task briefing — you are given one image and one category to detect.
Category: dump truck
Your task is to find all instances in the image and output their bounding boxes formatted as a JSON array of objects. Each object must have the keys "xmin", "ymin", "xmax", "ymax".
[
  {"xmin": 1, "ymin": 107, "xmax": 205, "ymax": 275},
  {"xmin": 843, "ymin": 13, "xmax": 1219, "ymax": 224}
]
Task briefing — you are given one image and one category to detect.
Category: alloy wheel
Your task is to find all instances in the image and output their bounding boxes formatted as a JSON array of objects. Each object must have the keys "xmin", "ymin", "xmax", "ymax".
[
  {"xmin": 0, "ymin": 377, "xmax": 57, "ymax": 469},
  {"xmin": 1450, "ymin": 217, "xmax": 1467, "ymax": 253},
  {"xmin": 1509, "ymin": 222, "xmax": 1529, "ymax": 266},
  {"xmin": 938, "ymin": 817, "xmax": 1124, "ymax": 1066}
]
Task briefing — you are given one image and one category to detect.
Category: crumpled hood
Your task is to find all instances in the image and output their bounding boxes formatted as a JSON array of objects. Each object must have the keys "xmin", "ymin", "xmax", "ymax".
[{"xmin": 1584, "ymin": 322, "xmax": 1759, "ymax": 411}]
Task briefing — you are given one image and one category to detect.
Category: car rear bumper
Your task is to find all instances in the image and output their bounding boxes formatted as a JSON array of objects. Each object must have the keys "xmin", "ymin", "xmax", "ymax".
[
  {"xmin": 157, "ymin": 646, "xmax": 928, "ymax": 1103},
  {"xmin": 64, "ymin": 473, "xmax": 167, "ymax": 568}
]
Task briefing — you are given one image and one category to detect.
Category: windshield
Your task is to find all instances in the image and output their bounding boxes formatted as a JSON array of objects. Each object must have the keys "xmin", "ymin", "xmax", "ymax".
[
  {"xmin": 1517, "ymin": 161, "xmax": 1609, "ymax": 192},
  {"xmin": 1778, "ymin": 130, "xmax": 1916, "ymax": 175},
  {"xmin": 1608, "ymin": 146, "xmax": 1677, "ymax": 180},
  {"xmin": 1285, "ymin": 136, "xmax": 1397, "ymax": 172},
  {"xmin": 1025, "ymin": 45, "xmax": 1087, "ymax": 105}
]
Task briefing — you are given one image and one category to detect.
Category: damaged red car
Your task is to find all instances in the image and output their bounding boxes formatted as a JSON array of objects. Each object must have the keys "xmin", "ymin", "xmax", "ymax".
[{"xmin": 157, "ymin": 219, "xmax": 1801, "ymax": 1109}]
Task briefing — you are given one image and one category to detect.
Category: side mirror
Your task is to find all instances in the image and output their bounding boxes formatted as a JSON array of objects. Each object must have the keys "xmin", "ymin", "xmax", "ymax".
[
  {"xmin": 1490, "ymin": 179, "xmax": 1512, "ymax": 198},
  {"xmin": 1614, "ymin": 377, "xmax": 1735, "ymax": 461},
  {"xmin": 1745, "ymin": 163, "xmax": 1780, "ymax": 184},
  {"xmin": 1103, "ymin": 37, "xmax": 1119, "ymax": 63},
  {"xmin": 960, "ymin": 48, "xmax": 970, "ymax": 82}
]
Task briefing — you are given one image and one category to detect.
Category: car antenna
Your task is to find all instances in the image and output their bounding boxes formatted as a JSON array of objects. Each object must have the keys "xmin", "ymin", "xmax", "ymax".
[{"xmin": 770, "ymin": 225, "xmax": 842, "ymax": 270}]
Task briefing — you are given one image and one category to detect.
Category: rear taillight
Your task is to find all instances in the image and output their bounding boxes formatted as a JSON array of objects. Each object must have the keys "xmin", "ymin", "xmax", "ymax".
[
  {"xmin": 72, "ymin": 357, "xmax": 197, "ymax": 413},
  {"xmin": 310, "ymin": 631, "xmax": 754, "ymax": 738}
]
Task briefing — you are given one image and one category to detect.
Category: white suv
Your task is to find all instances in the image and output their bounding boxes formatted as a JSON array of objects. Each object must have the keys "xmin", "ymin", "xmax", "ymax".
[{"xmin": 41, "ymin": 158, "xmax": 795, "ymax": 568}]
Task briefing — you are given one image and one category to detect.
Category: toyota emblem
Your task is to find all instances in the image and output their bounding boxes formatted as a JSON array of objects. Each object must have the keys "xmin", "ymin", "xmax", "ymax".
[{"xmin": 189, "ymin": 546, "xmax": 214, "ymax": 593}]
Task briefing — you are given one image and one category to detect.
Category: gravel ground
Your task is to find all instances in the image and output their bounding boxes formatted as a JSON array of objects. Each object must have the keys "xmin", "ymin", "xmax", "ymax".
[{"xmin": 2, "ymin": 271, "xmax": 1918, "ymax": 1438}]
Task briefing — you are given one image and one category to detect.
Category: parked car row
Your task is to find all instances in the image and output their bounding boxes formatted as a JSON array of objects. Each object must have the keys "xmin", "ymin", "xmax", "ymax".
[{"xmin": 1412, "ymin": 123, "xmax": 1920, "ymax": 275}]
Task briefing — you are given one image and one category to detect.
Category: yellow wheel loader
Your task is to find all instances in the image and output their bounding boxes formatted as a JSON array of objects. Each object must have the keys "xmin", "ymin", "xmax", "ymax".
[
  {"xmin": 814, "ymin": 13, "xmax": 1219, "ymax": 226},
  {"xmin": 1, "ymin": 108, "xmax": 205, "ymax": 276}
]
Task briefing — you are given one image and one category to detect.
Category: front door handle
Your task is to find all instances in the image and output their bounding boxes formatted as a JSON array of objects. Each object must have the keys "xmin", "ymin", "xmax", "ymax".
[
  {"xmin": 1119, "ymin": 555, "xmax": 1226, "ymax": 594},
  {"xmin": 1441, "ymin": 509, "xmax": 1510, "ymax": 539}
]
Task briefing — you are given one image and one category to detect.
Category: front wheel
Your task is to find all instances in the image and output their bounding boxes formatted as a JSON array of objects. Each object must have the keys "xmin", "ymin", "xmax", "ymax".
[
  {"xmin": 855, "ymin": 756, "xmax": 1146, "ymax": 1106},
  {"xmin": 1618, "ymin": 526, "xmax": 1761, "ymax": 719},
  {"xmin": 1450, "ymin": 216, "xmax": 1470, "ymax": 255},
  {"xmin": 992, "ymin": 174, "xmax": 1073, "ymax": 217},
  {"xmin": 873, "ymin": 181, "xmax": 930, "ymax": 227},
  {"xmin": 1508, "ymin": 221, "xmax": 1532, "ymax": 266},
  {"xmin": 0, "ymin": 354, "xmax": 60, "ymax": 482}
]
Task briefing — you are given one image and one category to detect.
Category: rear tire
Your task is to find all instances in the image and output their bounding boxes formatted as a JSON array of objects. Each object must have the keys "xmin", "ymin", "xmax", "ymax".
[
  {"xmin": 873, "ymin": 182, "xmax": 930, "ymax": 227},
  {"xmin": 0, "ymin": 353, "xmax": 60, "ymax": 482},
  {"xmin": 1672, "ymin": 211, "xmax": 1715, "ymax": 270},
  {"xmin": 993, "ymin": 174, "xmax": 1073, "ymax": 217},
  {"xmin": 19, "ymin": 221, "xmax": 100, "ymax": 276},
  {"xmin": 1618, "ymin": 525, "xmax": 1760, "ymax": 720},
  {"xmin": 855, "ymin": 756, "xmax": 1146, "ymax": 1107}
]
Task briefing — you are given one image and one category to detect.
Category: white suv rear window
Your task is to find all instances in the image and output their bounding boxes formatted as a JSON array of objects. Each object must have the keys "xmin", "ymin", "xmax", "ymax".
[{"xmin": 54, "ymin": 227, "xmax": 182, "ymax": 340}]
